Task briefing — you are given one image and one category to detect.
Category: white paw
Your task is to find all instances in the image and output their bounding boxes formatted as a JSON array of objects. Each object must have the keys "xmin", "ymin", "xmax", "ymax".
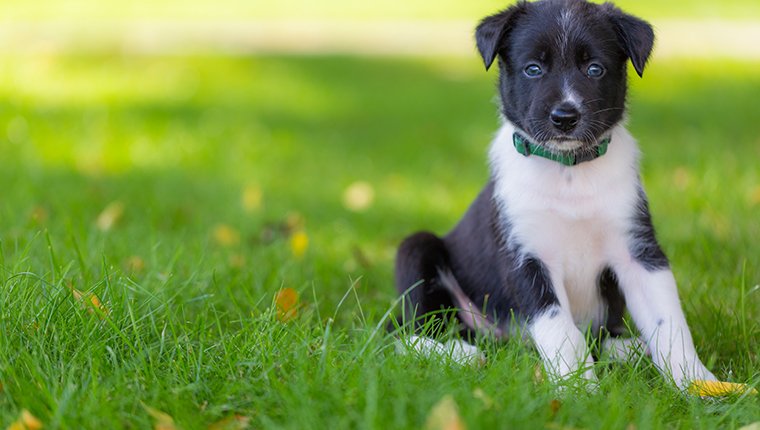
[
  {"xmin": 396, "ymin": 335, "xmax": 485, "ymax": 366},
  {"xmin": 671, "ymin": 361, "xmax": 718, "ymax": 390}
]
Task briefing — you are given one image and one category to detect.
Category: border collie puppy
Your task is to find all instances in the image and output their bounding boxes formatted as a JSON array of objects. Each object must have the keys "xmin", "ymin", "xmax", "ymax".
[{"xmin": 394, "ymin": 0, "xmax": 717, "ymax": 388}]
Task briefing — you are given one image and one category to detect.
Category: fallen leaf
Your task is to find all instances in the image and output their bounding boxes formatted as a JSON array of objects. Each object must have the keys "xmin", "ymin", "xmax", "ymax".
[
  {"xmin": 472, "ymin": 388, "xmax": 493, "ymax": 409},
  {"xmin": 213, "ymin": 224, "xmax": 240, "ymax": 247},
  {"xmin": 289, "ymin": 230, "xmax": 308, "ymax": 258},
  {"xmin": 241, "ymin": 184, "xmax": 262, "ymax": 213},
  {"xmin": 69, "ymin": 285, "xmax": 110, "ymax": 317},
  {"xmin": 96, "ymin": 201, "xmax": 125, "ymax": 231},
  {"xmin": 21, "ymin": 410, "xmax": 43, "ymax": 430},
  {"xmin": 748, "ymin": 186, "xmax": 760, "ymax": 206},
  {"xmin": 549, "ymin": 399, "xmax": 561, "ymax": 417},
  {"xmin": 124, "ymin": 256, "xmax": 145, "ymax": 273},
  {"xmin": 425, "ymin": 395, "xmax": 466, "ymax": 430},
  {"xmin": 533, "ymin": 364, "xmax": 545, "ymax": 384},
  {"xmin": 275, "ymin": 288, "xmax": 299, "ymax": 322},
  {"xmin": 688, "ymin": 380, "xmax": 758, "ymax": 397},
  {"xmin": 229, "ymin": 253, "xmax": 245, "ymax": 269},
  {"xmin": 208, "ymin": 414, "xmax": 250, "ymax": 430},
  {"xmin": 6, "ymin": 409, "xmax": 43, "ymax": 430},
  {"xmin": 284, "ymin": 212, "xmax": 305, "ymax": 232},
  {"xmin": 342, "ymin": 181, "xmax": 375, "ymax": 212},
  {"xmin": 739, "ymin": 422, "xmax": 760, "ymax": 430},
  {"xmin": 29, "ymin": 206, "xmax": 49, "ymax": 225},
  {"xmin": 144, "ymin": 405, "xmax": 177, "ymax": 430}
]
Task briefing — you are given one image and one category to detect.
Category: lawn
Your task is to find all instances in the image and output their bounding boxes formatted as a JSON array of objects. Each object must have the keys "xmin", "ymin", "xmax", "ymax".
[{"xmin": 0, "ymin": 53, "xmax": 759, "ymax": 429}]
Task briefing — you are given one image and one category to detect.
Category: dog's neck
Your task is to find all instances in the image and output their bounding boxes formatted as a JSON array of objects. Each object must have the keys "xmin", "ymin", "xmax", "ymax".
[{"xmin": 512, "ymin": 132, "xmax": 611, "ymax": 167}]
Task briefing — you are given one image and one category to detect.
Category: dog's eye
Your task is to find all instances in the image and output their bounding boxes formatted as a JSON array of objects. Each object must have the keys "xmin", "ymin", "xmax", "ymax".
[
  {"xmin": 587, "ymin": 64, "xmax": 605, "ymax": 78},
  {"xmin": 524, "ymin": 64, "xmax": 543, "ymax": 78}
]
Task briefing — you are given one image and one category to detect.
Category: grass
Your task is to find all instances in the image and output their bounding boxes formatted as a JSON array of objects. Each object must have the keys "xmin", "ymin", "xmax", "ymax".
[{"xmin": 0, "ymin": 53, "xmax": 759, "ymax": 429}]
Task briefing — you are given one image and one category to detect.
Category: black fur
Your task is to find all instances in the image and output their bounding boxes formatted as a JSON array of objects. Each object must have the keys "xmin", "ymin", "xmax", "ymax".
[
  {"xmin": 395, "ymin": 182, "xmax": 559, "ymax": 335},
  {"xmin": 629, "ymin": 187, "xmax": 670, "ymax": 271},
  {"xmin": 393, "ymin": 0, "xmax": 659, "ymax": 341},
  {"xmin": 599, "ymin": 267, "xmax": 626, "ymax": 336},
  {"xmin": 476, "ymin": 0, "xmax": 653, "ymax": 146}
]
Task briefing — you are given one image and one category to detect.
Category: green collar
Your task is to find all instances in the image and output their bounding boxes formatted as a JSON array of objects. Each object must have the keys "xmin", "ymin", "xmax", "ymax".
[{"xmin": 512, "ymin": 132, "xmax": 610, "ymax": 166}]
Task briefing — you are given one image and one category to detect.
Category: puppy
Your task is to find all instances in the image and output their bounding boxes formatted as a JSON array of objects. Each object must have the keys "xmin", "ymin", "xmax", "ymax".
[{"xmin": 394, "ymin": 0, "xmax": 717, "ymax": 389}]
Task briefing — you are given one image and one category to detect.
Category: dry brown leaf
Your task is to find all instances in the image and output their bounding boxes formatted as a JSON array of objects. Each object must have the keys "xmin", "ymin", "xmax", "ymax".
[
  {"xmin": 425, "ymin": 395, "xmax": 466, "ymax": 430},
  {"xmin": 275, "ymin": 288, "xmax": 299, "ymax": 322},
  {"xmin": 208, "ymin": 414, "xmax": 250, "ymax": 430},
  {"xmin": 549, "ymin": 399, "xmax": 562, "ymax": 416},
  {"xmin": 96, "ymin": 201, "xmax": 125, "ymax": 231}
]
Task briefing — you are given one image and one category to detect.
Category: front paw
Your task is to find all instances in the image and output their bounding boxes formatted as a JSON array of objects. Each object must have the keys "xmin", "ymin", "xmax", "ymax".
[{"xmin": 671, "ymin": 361, "xmax": 717, "ymax": 390}]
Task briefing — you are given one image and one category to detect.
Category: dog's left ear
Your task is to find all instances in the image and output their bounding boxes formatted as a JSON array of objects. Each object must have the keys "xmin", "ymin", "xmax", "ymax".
[
  {"xmin": 475, "ymin": 3, "xmax": 527, "ymax": 71},
  {"xmin": 605, "ymin": 4, "xmax": 655, "ymax": 77}
]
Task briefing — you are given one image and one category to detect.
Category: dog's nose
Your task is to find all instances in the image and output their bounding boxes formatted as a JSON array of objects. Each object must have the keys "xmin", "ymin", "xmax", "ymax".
[{"xmin": 550, "ymin": 107, "xmax": 580, "ymax": 132}]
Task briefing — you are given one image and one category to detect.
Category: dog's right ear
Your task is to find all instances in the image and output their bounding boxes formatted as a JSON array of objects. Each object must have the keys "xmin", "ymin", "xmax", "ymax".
[{"xmin": 475, "ymin": 3, "xmax": 527, "ymax": 71}]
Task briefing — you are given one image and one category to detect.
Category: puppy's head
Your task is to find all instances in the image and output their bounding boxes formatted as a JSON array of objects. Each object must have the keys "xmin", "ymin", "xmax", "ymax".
[{"xmin": 476, "ymin": 0, "xmax": 654, "ymax": 151}]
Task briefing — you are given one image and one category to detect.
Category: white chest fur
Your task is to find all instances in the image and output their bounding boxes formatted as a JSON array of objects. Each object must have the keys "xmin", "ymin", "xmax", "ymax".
[{"xmin": 489, "ymin": 122, "xmax": 641, "ymax": 329}]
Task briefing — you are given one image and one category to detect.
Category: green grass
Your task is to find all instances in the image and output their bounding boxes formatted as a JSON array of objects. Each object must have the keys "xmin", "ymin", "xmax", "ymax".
[{"xmin": 1, "ymin": 53, "xmax": 759, "ymax": 429}]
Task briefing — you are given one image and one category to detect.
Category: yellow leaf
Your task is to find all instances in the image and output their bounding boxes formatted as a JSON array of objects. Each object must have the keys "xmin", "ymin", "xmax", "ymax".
[
  {"xmin": 96, "ymin": 201, "xmax": 125, "ymax": 231},
  {"xmin": 472, "ymin": 388, "xmax": 493, "ymax": 409},
  {"xmin": 241, "ymin": 184, "xmax": 262, "ymax": 213},
  {"xmin": 284, "ymin": 212, "xmax": 305, "ymax": 232},
  {"xmin": 275, "ymin": 288, "xmax": 299, "ymax": 322},
  {"xmin": 21, "ymin": 410, "xmax": 43, "ymax": 430},
  {"xmin": 342, "ymin": 181, "xmax": 375, "ymax": 212},
  {"xmin": 739, "ymin": 422, "xmax": 760, "ymax": 430},
  {"xmin": 289, "ymin": 230, "xmax": 308, "ymax": 258},
  {"xmin": 124, "ymin": 256, "xmax": 145, "ymax": 273},
  {"xmin": 688, "ymin": 380, "xmax": 758, "ymax": 397},
  {"xmin": 213, "ymin": 224, "xmax": 240, "ymax": 247},
  {"xmin": 208, "ymin": 414, "xmax": 250, "ymax": 430},
  {"xmin": 748, "ymin": 185, "xmax": 760, "ymax": 206},
  {"xmin": 229, "ymin": 253, "xmax": 245, "ymax": 269},
  {"xmin": 5, "ymin": 409, "xmax": 43, "ymax": 430},
  {"xmin": 144, "ymin": 405, "xmax": 177, "ymax": 430},
  {"xmin": 29, "ymin": 206, "xmax": 49, "ymax": 225},
  {"xmin": 425, "ymin": 395, "xmax": 466, "ymax": 430},
  {"xmin": 69, "ymin": 285, "xmax": 110, "ymax": 317}
]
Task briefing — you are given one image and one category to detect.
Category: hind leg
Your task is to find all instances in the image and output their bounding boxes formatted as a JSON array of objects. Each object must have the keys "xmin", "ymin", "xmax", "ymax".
[
  {"xmin": 394, "ymin": 231, "xmax": 460, "ymax": 337},
  {"xmin": 393, "ymin": 232, "xmax": 484, "ymax": 365}
]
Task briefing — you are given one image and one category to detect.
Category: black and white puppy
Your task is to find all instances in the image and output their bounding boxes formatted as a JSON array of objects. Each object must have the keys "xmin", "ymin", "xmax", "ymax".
[{"xmin": 394, "ymin": 0, "xmax": 717, "ymax": 389}]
